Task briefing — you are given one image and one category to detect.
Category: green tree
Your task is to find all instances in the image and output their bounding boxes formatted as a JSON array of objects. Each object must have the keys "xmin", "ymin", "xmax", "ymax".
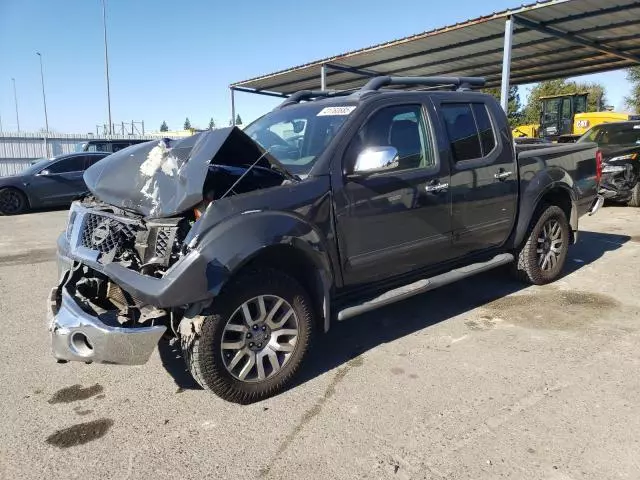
[
  {"xmin": 522, "ymin": 79, "xmax": 607, "ymax": 124},
  {"xmin": 183, "ymin": 117, "xmax": 192, "ymax": 130},
  {"xmin": 160, "ymin": 121, "xmax": 168, "ymax": 132},
  {"xmin": 235, "ymin": 114, "xmax": 243, "ymax": 125},
  {"xmin": 208, "ymin": 117, "xmax": 216, "ymax": 130},
  {"xmin": 482, "ymin": 86, "xmax": 522, "ymax": 128},
  {"xmin": 625, "ymin": 67, "xmax": 640, "ymax": 113}
]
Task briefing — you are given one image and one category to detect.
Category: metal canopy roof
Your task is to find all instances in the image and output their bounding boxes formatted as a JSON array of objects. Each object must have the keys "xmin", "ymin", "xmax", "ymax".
[{"xmin": 230, "ymin": 0, "xmax": 640, "ymax": 97}]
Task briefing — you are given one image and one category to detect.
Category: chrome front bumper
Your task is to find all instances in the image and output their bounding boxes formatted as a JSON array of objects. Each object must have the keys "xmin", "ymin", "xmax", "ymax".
[{"xmin": 47, "ymin": 287, "xmax": 166, "ymax": 365}]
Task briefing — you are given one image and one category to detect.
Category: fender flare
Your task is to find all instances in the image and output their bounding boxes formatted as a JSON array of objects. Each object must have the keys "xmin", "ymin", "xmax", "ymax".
[
  {"xmin": 195, "ymin": 210, "xmax": 334, "ymax": 330},
  {"xmin": 513, "ymin": 168, "xmax": 578, "ymax": 248}
]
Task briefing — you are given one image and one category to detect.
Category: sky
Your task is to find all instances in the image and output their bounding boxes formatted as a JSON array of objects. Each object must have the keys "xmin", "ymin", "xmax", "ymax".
[{"xmin": 0, "ymin": 0, "xmax": 633, "ymax": 134}]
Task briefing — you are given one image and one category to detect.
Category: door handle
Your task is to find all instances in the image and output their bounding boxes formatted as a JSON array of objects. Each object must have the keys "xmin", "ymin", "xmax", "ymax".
[
  {"xmin": 425, "ymin": 182, "xmax": 449, "ymax": 193},
  {"xmin": 494, "ymin": 170, "xmax": 513, "ymax": 180}
]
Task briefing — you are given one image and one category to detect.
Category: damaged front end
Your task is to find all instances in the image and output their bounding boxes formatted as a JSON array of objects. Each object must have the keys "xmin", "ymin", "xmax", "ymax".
[
  {"xmin": 599, "ymin": 153, "xmax": 639, "ymax": 201},
  {"xmin": 49, "ymin": 128, "xmax": 290, "ymax": 365}
]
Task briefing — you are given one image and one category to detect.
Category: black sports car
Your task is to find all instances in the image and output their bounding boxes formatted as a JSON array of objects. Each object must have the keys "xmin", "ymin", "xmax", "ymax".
[{"xmin": 0, "ymin": 151, "xmax": 109, "ymax": 215}]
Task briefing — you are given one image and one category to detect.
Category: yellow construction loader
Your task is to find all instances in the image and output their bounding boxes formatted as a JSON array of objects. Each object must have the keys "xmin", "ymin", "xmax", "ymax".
[{"xmin": 512, "ymin": 93, "xmax": 639, "ymax": 142}]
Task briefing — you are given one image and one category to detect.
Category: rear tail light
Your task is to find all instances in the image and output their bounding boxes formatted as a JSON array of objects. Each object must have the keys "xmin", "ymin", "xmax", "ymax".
[{"xmin": 596, "ymin": 150, "xmax": 603, "ymax": 183}]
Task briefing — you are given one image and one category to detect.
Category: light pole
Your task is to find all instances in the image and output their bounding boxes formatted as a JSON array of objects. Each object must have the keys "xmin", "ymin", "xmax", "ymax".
[
  {"xmin": 101, "ymin": 0, "xmax": 113, "ymax": 135},
  {"xmin": 36, "ymin": 52, "xmax": 49, "ymax": 133},
  {"xmin": 11, "ymin": 77, "xmax": 20, "ymax": 132}
]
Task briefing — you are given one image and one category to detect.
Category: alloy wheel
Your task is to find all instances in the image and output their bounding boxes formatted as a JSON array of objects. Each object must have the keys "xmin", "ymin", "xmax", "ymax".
[
  {"xmin": 0, "ymin": 190, "xmax": 22, "ymax": 214},
  {"xmin": 220, "ymin": 295, "xmax": 299, "ymax": 382},
  {"xmin": 537, "ymin": 219, "xmax": 563, "ymax": 271}
]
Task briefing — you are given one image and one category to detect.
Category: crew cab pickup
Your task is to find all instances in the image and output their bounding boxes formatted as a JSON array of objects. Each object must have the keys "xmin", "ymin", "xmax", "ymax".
[{"xmin": 47, "ymin": 76, "xmax": 603, "ymax": 403}]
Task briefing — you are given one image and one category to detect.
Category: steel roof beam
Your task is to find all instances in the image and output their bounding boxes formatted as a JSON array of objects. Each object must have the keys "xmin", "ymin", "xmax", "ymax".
[
  {"xmin": 229, "ymin": 86, "xmax": 289, "ymax": 98},
  {"xmin": 513, "ymin": 14, "xmax": 640, "ymax": 65},
  {"xmin": 325, "ymin": 63, "xmax": 382, "ymax": 78}
]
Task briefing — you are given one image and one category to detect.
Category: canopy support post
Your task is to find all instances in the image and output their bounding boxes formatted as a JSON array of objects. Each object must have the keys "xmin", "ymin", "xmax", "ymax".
[
  {"xmin": 500, "ymin": 16, "xmax": 514, "ymax": 113},
  {"xmin": 231, "ymin": 87, "xmax": 236, "ymax": 126},
  {"xmin": 320, "ymin": 64, "xmax": 327, "ymax": 91}
]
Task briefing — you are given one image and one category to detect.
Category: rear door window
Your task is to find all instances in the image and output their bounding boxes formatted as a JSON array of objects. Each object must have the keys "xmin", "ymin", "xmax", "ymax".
[
  {"xmin": 472, "ymin": 104, "xmax": 496, "ymax": 155},
  {"xmin": 441, "ymin": 104, "xmax": 482, "ymax": 161},
  {"xmin": 441, "ymin": 103, "xmax": 496, "ymax": 161},
  {"xmin": 85, "ymin": 154, "xmax": 108, "ymax": 168}
]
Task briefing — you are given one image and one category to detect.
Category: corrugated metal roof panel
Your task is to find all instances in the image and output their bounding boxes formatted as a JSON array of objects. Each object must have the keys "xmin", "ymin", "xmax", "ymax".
[{"xmin": 232, "ymin": 0, "xmax": 640, "ymax": 96}]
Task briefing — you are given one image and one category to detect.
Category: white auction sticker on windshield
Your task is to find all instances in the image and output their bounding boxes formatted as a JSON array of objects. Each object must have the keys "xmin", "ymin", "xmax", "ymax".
[{"xmin": 317, "ymin": 106, "xmax": 356, "ymax": 116}]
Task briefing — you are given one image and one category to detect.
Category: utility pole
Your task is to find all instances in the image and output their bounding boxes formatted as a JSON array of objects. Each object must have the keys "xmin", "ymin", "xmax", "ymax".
[
  {"xmin": 101, "ymin": 0, "xmax": 113, "ymax": 135},
  {"xmin": 11, "ymin": 78, "xmax": 20, "ymax": 132},
  {"xmin": 36, "ymin": 52, "xmax": 49, "ymax": 132}
]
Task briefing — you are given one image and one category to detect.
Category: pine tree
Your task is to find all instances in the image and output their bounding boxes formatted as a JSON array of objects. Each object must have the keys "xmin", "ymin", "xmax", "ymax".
[
  {"xmin": 235, "ymin": 114, "xmax": 243, "ymax": 125},
  {"xmin": 160, "ymin": 121, "xmax": 168, "ymax": 132},
  {"xmin": 482, "ymin": 86, "xmax": 523, "ymax": 128},
  {"xmin": 183, "ymin": 117, "xmax": 192, "ymax": 130},
  {"xmin": 208, "ymin": 118, "xmax": 216, "ymax": 130}
]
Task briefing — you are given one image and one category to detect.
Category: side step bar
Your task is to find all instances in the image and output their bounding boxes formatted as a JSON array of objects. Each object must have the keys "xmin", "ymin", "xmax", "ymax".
[{"xmin": 336, "ymin": 253, "xmax": 514, "ymax": 321}]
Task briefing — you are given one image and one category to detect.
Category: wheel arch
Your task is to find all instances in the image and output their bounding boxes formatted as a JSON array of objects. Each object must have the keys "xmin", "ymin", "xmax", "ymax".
[
  {"xmin": 514, "ymin": 181, "xmax": 577, "ymax": 248},
  {"xmin": 196, "ymin": 211, "xmax": 334, "ymax": 332},
  {"xmin": 229, "ymin": 245, "xmax": 331, "ymax": 332}
]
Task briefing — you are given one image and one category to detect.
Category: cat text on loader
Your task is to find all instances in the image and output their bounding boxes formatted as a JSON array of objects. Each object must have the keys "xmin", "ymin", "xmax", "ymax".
[{"xmin": 513, "ymin": 93, "xmax": 640, "ymax": 143}]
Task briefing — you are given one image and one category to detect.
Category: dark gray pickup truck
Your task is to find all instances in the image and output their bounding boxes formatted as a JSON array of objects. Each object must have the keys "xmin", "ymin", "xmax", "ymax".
[{"xmin": 48, "ymin": 76, "xmax": 603, "ymax": 403}]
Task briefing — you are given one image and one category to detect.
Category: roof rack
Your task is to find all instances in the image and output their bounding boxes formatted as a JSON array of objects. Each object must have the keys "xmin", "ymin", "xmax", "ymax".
[
  {"xmin": 276, "ymin": 75, "xmax": 487, "ymax": 109},
  {"xmin": 275, "ymin": 89, "xmax": 353, "ymax": 109},
  {"xmin": 361, "ymin": 76, "xmax": 486, "ymax": 92}
]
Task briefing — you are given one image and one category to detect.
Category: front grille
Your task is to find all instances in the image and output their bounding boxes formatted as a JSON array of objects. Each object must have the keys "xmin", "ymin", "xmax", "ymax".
[
  {"xmin": 154, "ymin": 228, "xmax": 171, "ymax": 258},
  {"xmin": 80, "ymin": 213, "xmax": 137, "ymax": 257}
]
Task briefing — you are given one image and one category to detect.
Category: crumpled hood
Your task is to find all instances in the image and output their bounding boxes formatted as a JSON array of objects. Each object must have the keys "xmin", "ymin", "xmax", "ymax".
[{"xmin": 84, "ymin": 127, "xmax": 291, "ymax": 218}]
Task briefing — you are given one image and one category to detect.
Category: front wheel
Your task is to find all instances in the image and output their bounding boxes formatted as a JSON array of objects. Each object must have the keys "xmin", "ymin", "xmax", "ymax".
[
  {"xmin": 513, "ymin": 204, "xmax": 570, "ymax": 285},
  {"xmin": 182, "ymin": 268, "xmax": 314, "ymax": 403},
  {"xmin": 0, "ymin": 188, "xmax": 27, "ymax": 215}
]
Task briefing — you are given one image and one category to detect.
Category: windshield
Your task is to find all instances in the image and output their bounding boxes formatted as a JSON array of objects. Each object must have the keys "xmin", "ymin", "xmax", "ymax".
[
  {"xmin": 20, "ymin": 157, "xmax": 51, "ymax": 175},
  {"xmin": 578, "ymin": 123, "xmax": 640, "ymax": 146},
  {"xmin": 244, "ymin": 103, "xmax": 356, "ymax": 175}
]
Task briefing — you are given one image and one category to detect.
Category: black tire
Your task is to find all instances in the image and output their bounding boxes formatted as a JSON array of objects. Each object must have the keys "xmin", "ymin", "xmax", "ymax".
[
  {"xmin": 182, "ymin": 268, "xmax": 314, "ymax": 403},
  {"xmin": 627, "ymin": 182, "xmax": 640, "ymax": 207},
  {"xmin": 513, "ymin": 204, "xmax": 570, "ymax": 285},
  {"xmin": 0, "ymin": 187, "xmax": 28, "ymax": 215}
]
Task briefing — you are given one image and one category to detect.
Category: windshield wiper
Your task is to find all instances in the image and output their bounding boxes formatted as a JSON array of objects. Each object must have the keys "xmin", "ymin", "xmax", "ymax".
[{"xmin": 219, "ymin": 148, "xmax": 298, "ymax": 200}]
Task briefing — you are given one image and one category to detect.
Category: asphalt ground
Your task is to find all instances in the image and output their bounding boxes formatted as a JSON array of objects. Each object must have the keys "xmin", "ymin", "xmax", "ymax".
[{"xmin": 0, "ymin": 205, "xmax": 639, "ymax": 480}]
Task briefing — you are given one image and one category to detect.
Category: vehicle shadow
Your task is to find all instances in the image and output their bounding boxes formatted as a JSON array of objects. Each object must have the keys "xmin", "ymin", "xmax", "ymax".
[
  {"xmin": 292, "ymin": 229, "xmax": 630, "ymax": 392},
  {"xmin": 157, "ymin": 229, "xmax": 629, "ymax": 393}
]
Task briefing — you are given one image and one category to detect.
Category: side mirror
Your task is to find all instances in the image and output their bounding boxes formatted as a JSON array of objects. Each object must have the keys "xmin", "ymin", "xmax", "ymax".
[
  {"xmin": 352, "ymin": 146, "xmax": 399, "ymax": 175},
  {"xmin": 38, "ymin": 169, "xmax": 51, "ymax": 176}
]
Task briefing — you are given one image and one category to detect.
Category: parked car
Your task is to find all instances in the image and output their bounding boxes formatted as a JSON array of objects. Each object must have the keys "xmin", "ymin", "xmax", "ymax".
[
  {"xmin": 0, "ymin": 152, "xmax": 110, "ymax": 215},
  {"xmin": 577, "ymin": 121, "xmax": 640, "ymax": 206},
  {"xmin": 77, "ymin": 139, "xmax": 150, "ymax": 153},
  {"xmin": 47, "ymin": 76, "xmax": 602, "ymax": 403}
]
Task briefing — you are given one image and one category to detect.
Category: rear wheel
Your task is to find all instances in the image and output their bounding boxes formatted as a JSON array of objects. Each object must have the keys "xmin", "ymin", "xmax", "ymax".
[
  {"xmin": 513, "ymin": 204, "xmax": 570, "ymax": 285},
  {"xmin": 627, "ymin": 182, "xmax": 640, "ymax": 207},
  {"xmin": 0, "ymin": 188, "xmax": 27, "ymax": 215},
  {"xmin": 182, "ymin": 268, "xmax": 314, "ymax": 403}
]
